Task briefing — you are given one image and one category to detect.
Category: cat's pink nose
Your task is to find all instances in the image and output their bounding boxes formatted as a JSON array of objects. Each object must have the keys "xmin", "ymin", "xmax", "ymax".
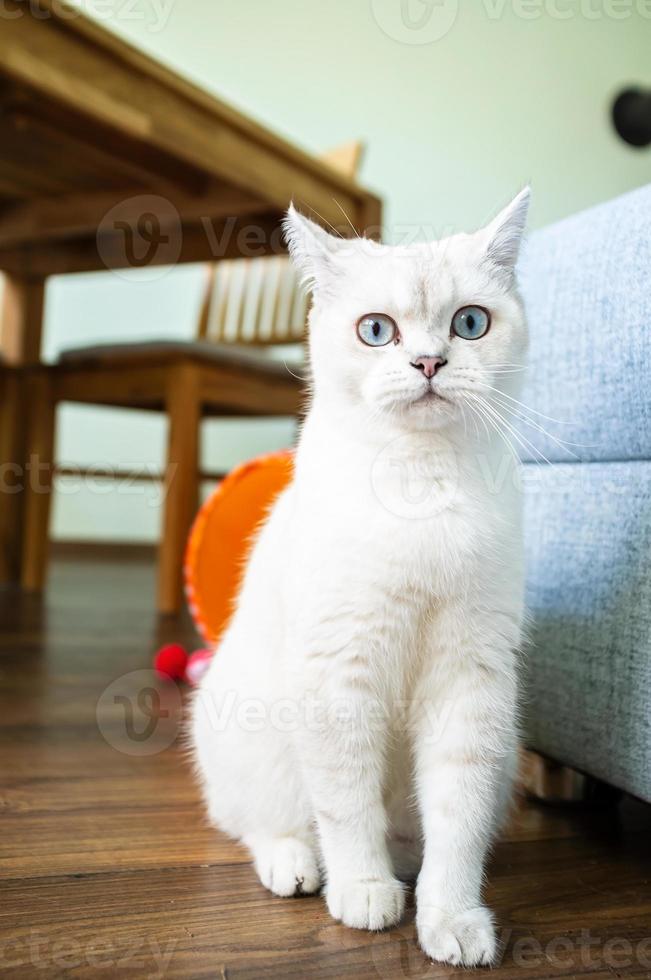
[{"xmin": 410, "ymin": 356, "xmax": 447, "ymax": 379}]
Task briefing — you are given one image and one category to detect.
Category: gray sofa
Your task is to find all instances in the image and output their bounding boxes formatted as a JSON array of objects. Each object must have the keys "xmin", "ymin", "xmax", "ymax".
[{"xmin": 518, "ymin": 184, "xmax": 651, "ymax": 802}]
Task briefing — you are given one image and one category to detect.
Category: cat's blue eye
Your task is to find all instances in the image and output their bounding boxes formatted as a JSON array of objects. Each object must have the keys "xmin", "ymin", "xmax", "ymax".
[
  {"xmin": 357, "ymin": 313, "xmax": 398, "ymax": 347},
  {"xmin": 451, "ymin": 306, "xmax": 491, "ymax": 340}
]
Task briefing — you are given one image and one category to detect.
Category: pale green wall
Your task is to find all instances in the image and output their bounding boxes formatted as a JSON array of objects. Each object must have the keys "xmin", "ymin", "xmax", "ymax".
[{"xmin": 40, "ymin": 0, "xmax": 651, "ymax": 540}]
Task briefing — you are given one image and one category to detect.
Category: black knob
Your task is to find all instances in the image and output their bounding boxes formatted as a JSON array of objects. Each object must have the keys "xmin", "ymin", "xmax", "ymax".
[{"xmin": 612, "ymin": 88, "xmax": 651, "ymax": 148}]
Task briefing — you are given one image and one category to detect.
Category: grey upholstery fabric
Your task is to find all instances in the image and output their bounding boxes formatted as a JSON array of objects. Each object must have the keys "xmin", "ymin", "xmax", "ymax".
[
  {"xmin": 523, "ymin": 460, "xmax": 651, "ymax": 800},
  {"xmin": 519, "ymin": 184, "xmax": 651, "ymax": 801},
  {"xmin": 518, "ymin": 183, "xmax": 651, "ymax": 463}
]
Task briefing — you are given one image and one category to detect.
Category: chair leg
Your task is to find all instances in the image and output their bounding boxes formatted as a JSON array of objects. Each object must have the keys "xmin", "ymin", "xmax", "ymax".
[
  {"xmin": 158, "ymin": 364, "xmax": 200, "ymax": 615},
  {"xmin": 0, "ymin": 372, "xmax": 25, "ymax": 583},
  {"xmin": 21, "ymin": 371, "xmax": 56, "ymax": 591},
  {"xmin": 521, "ymin": 749, "xmax": 622, "ymax": 806}
]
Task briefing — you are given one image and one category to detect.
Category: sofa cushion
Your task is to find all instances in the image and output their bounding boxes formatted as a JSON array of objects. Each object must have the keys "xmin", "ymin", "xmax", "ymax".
[
  {"xmin": 517, "ymin": 184, "xmax": 651, "ymax": 464},
  {"xmin": 523, "ymin": 458, "xmax": 651, "ymax": 802}
]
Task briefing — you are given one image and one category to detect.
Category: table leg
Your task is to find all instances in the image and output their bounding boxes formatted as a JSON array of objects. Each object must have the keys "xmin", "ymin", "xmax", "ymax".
[{"xmin": 0, "ymin": 274, "xmax": 46, "ymax": 585}]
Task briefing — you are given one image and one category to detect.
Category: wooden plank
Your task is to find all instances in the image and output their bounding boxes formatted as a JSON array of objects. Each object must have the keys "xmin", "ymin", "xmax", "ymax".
[
  {"xmin": 55, "ymin": 364, "xmax": 169, "ymax": 409},
  {"xmin": 0, "ymin": 1, "xmax": 380, "ymax": 230},
  {"xmin": 54, "ymin": 466, "xmax": 227, "ymax": 484},
  {"xmin": 53, "ymin": 355, "xmax": 300, "ymax": 411},
  {"xmin": 0, "ymin": 108, "xmax": 147, "ymax": 195},
  {"xmin": 0, "ymin": 211, "xmax": 288, "ymax": 276},
  {"xmin": 0, "ymin": 274, "xmax": 45, "ymax": 365},
  {"xmin": 199, "ymin": 362, "xmax": 303, "ymax": 417},
  {"xmin": 0, "ymin": 184, "xmax": 265, "ymax": 247},
  {"xmin": 0, "ymin": 95, "xmax": 207, "ymax": 195},
  {"xmin": 0, "ymin": 156, "xmax": 74, "ymax": 198}
]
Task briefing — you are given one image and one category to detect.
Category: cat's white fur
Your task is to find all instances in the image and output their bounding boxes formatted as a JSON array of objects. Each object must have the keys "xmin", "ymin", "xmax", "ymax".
[{"xmin": 191, "ymin": 189, "xmax": 530, "ymax": 967}]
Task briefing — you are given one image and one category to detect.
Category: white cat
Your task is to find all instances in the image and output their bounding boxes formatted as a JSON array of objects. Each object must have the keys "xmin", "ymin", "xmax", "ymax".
[{"xmin": 191, "ymin": 189, "xmax": 530, "ymax": 967}]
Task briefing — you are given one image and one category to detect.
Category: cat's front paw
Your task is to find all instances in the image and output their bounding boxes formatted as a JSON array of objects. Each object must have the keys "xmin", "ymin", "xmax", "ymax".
[
  {"xmin": 327, "ymin": 876, "xmax": 405, "ymax": 931},
  {"xmin": 252, "ymin": 836, "xmax": 321, "ymax": 897},
  {"xmin": 417, "ymin": 905, "xmax": 497, "ymax": 967}
]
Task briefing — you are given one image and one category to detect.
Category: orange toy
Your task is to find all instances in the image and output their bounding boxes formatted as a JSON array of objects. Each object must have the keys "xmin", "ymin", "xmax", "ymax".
[{"xmin": 184, "ymin": 450, "xmax": 295, "ymax": 646}]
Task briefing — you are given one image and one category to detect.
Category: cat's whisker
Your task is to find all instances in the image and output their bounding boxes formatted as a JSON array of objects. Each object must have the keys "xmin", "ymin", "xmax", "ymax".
[
  {"xmin": 283, "ymin": 359, "xmax": 310, "ymax": 383},
  {"xmin": 467, "ymin": 407, "xmax": 480, "ymax": 441},
  {"xmin": 332, "ymin": 197, "xmax": 361, "ymax": 240},
  {"xmin": 460, "ymin": 394, "xmax": 491, "ymax": 445},
  {"xmin": 485, "ymin": 392, "xmax": 584, "ymax": 460},
  {"xmin": 470, "ymin": 405, "xmax": 520, "ymax": 472},
  {"xmin": 479, "ymin": 397, "xmax": 556, "ymax": 466},
  {"xmin": 489, "ymin": 368, "xmax": 528, "ymax": 375},
  {"xmin": 458, "ymin": 378, "xmax": 587, "ymax": 459},
  {"xmin": 298, "ymin": 200, "xmax": 345, "ymax": 238},
  {"xmin": 474, "ymin": 406, "xmax": 493, "ymax": 446},
  {"xmin": 470, "ymin": 380, "xmax": 579, "ymax": 427},
  {"xmin": 487, "ymin": 363, "xmax": 527, "ymax": 370},
  {"xmin": 460, "ymin": 402, "xmax": 468, "ymax": 439},
  {"xmin": 461, "ymin": 393, "xmax": 520, "ymax": 469},
  {"xmin": 456, "ymin": 363, "xmax": 527, "ymax": 375},
  {"xmin": 465, "ymin": 390, "xmax": 532, "ymax": 463},
  {"xmin": 474, "ymin": 394, "xmax": 543, "ymax": 463}
]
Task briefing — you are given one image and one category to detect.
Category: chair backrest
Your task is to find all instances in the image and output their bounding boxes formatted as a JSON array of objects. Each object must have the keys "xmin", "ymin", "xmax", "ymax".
[{"xmin": 197, "ymin": 141, "xmax": 364, "ymax": 346}]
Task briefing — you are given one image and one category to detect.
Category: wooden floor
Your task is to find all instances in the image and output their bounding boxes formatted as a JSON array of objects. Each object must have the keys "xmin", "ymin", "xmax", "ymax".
[{"xmin": 1, "ymin": 552, "xmax": 650, "ymax": 979}]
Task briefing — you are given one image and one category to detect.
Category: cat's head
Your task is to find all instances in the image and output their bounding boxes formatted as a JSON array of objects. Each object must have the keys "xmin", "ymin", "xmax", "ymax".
[{"xmin": 284, "ymin": 189, "xmax": 530, "ymax": 435}]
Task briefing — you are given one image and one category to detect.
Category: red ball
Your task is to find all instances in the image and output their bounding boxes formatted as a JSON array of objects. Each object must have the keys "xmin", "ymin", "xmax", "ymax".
[{"xmin": 154, "ymin": 643, "xmax": 189, "ymax": 681}]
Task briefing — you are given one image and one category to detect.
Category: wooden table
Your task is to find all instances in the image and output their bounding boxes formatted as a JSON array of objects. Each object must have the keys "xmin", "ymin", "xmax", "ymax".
[{"xmin": 0, "ymin": 0, "xmax": 381, "ymax": 584}]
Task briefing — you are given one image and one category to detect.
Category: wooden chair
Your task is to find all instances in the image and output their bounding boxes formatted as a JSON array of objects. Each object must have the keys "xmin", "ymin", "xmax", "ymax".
[{"xmin": 21, "ymin": 142, "xmax": 364, "ymax": 613}]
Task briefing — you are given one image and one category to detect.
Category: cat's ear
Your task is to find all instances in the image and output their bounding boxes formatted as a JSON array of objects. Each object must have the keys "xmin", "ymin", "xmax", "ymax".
[
  {"xmin": 479, "ymin": 187, "xmax": 531, "ymax": 283},
  {"xmin": 283, "ymin": 204, "xmax": 344, "ymax": 291}
]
